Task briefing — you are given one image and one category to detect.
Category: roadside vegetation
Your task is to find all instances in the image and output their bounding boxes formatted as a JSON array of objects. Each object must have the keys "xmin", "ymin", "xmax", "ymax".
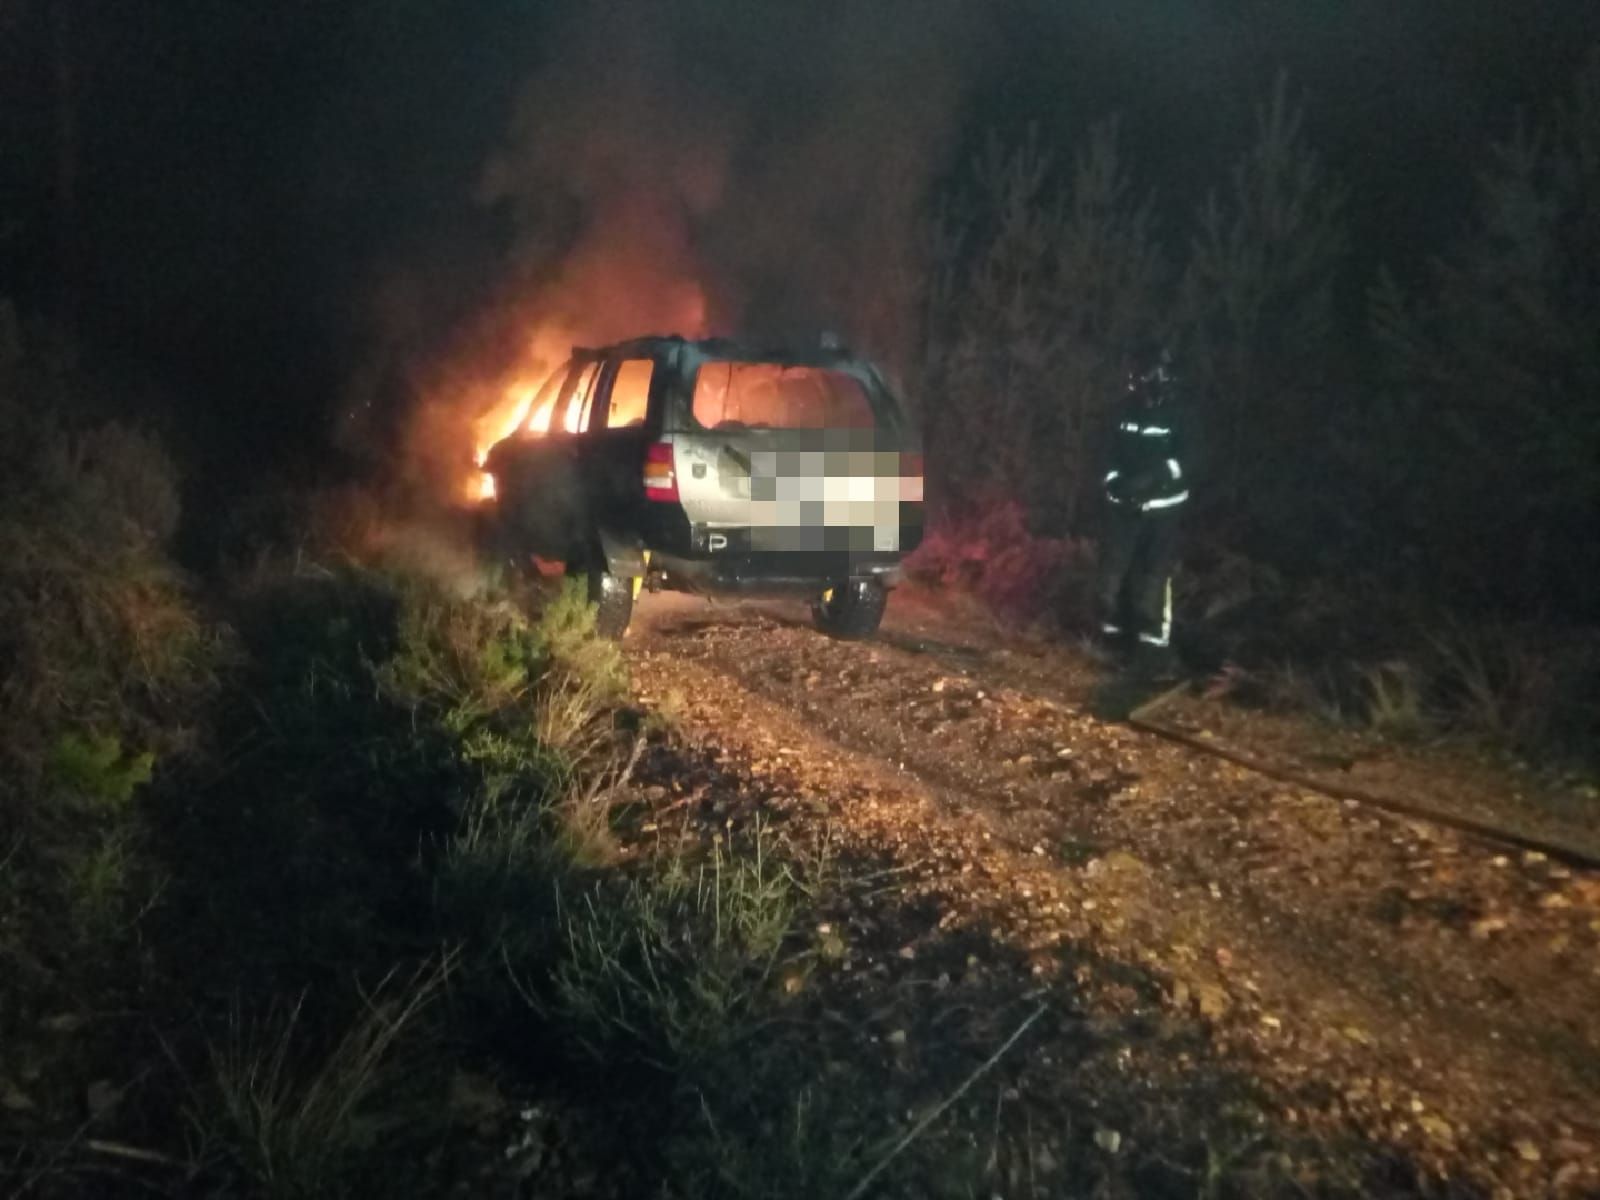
[
  {"xmin": 0, "ymin": 359, "xmax": 1039, "ymax": 1197},
  {"xmin": 0, "ymin": 337, "xmax": 674, "ymax": 1194},
  {"xmin": 0, "ymin": 342, "xmax": 997, "ymax": 1197},
  {"xmin": 4, "ymin": 325, "xmax": 1438, "ymax": 1199}
]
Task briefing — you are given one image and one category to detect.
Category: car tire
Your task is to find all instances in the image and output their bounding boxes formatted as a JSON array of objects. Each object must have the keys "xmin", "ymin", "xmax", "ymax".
[
  {"xmin": 812, "ymin": 579, "xmax": 887, "ymax": 640},
  {"xmin": 586, "ymin": 565, "xmax": 634, "ymax": 639}
]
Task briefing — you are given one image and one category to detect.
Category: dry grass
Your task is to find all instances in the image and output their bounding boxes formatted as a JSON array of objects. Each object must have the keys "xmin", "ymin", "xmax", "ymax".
[
  {"xmin": 1428, "ymin": 624, "xmax": 1552, "ymax": 747},
  {"xmin": 541, "ymin": 827, "xmax": 800, "ymax": 1072},
  {"xmin": 1358, "ymin": 660, "xmax": 1429, "ymax": 739},
  {"xmin": 552, "ymin": 733, "xmax": 646, "ymax": 868},
  {"xmin": 200, "ymin": 958, "xmax": 451, "ymax": 1198}
]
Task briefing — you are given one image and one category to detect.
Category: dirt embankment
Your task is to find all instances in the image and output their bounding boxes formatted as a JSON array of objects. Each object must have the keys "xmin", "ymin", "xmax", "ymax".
[{"xmin": 624, "ymin": 590, "xmax": 1600, "ymax": 1198}]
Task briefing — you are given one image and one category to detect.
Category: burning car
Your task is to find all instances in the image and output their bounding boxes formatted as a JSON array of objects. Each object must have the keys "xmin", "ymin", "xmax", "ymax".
[{"xmin": 479, "ymin": 336, "xmax": 924, "ymax": 638}]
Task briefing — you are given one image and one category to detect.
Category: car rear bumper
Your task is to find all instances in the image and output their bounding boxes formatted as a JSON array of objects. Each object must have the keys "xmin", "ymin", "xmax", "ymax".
[{"xmin": 651, "ymin": 551, "xmax": 903, "ymax": 594}]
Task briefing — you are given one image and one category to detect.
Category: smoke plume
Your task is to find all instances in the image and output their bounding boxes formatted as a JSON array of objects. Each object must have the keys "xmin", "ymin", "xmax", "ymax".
[{"xmin": 394, "ymin": 0, "xmax": 984, "ymax": 505}]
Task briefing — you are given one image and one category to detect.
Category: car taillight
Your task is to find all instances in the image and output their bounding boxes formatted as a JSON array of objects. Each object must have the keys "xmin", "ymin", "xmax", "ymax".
[
  {"xmin": 900, "ymin": 451, "xmax": 924, "ymax": 503},
  {"xmin": 643, "ymin": 441, "xmax": 678, "ymax": 502}
]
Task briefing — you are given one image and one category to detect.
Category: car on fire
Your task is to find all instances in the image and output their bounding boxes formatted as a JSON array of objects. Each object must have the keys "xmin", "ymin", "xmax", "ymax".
[{"xmin": 479, "ymin": 336, "xmax": 924, "ymax": 638}]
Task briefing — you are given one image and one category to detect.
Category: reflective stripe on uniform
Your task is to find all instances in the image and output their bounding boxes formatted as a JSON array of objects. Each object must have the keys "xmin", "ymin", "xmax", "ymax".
[
  {"xmin": 1139, "ymin": 582, "xmax": 1172, "ymax": 647},
  {"xmin": 1140, "ymin": 490, "xmax": 1189, "ymax": 511},
  {"xmin": 1139, "ymin": 425, "xmax": 1171, "ymax": 436},
  {"xmin": 1167, "ymin": 458, "xmax": 1181, "ymax": 480}
]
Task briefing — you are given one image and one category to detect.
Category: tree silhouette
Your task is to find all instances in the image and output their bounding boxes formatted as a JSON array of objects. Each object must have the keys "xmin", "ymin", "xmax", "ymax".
[
  {"xmin": 923, "ymin": 122, "xmax": 1162, "ymax": 526},
  {"xmin": 1181, "ymin": 73, "xmax": 1348, "ymax": 525},
  {"xmin": 1372, "ymin": 51, "xmax": 1600, "ymax": 615}
]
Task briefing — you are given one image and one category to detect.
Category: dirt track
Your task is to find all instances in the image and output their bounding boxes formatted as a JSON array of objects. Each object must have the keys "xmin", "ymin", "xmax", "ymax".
[{"xmin": 625, "ymin": 588, "xmax": 1600, "ymax": 1198}]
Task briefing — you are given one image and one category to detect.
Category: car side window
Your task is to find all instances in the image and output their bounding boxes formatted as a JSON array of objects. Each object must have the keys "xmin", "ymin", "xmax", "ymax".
[
  {"xmin": 524, "ymin": 363, "xmax": 574, "ymax": 434},
  {"xmin": 604, "ymin": 359, "xmax": 653, "ymax": 429},
  {"xmin": 562, "ymin": 362, "xmax": 602, "ymax": 434}
]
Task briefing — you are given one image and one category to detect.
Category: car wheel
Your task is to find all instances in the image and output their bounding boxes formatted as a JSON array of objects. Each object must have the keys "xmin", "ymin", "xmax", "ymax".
[
  {"xmin": 586, "ymin": 565, "xmax": 634, "ymax": 639},
  {"xmin": 812, "ymin": 579, "xmax": 887, "ymax": 640}
]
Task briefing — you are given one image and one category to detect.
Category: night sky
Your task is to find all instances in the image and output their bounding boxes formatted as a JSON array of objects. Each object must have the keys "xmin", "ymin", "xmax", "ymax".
[{"xmin": 2, "ymin": 0, "xmax": 1596, "ymax": 486}]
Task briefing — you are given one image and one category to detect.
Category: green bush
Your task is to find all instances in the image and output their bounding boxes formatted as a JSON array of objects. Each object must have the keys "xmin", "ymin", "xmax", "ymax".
[
  {"xmin": 0, "ymin": 350, "xmax": 214, "ymax": 977},
  {"xmin": 379, "ymin": 575, "xmax": 625, "ymax": 762},
  {"xmin": 0, "ymin": 371, "xmax": 218, "ymax": 793},
  {"xmin": 156, "ymin": 563, "xmax": 634, "ymax": 1008},
  {"xmin": 38, "ymin": 732, "xmax": 158, "ymax": 943},
  {"xmin": 0, "ymin": 348, "xmax": 227, "ymax": 1185}
]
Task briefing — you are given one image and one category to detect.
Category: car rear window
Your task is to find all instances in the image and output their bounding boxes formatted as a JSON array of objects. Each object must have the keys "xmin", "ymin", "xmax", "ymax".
[{"xmin": 691, "ymin": 363, "xmax": 876, "ymax": 431}]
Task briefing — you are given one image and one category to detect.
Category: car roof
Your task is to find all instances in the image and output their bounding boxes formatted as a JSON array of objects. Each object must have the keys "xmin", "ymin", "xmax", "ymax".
[{"xmin": 571, "ymin": 335, "xmax": 874, "ymax": 372}]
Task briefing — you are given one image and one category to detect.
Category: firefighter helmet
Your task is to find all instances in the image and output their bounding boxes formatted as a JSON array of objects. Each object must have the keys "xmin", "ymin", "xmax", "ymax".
[{"xmin": 1125, "ymin": 340, "xmax": 1176, "ymax": 404}]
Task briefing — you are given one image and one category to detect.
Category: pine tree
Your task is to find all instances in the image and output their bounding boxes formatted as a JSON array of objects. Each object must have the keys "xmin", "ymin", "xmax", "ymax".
[
  {"xmin": 922, "ymin": 122, "xmax": 1162, "ymax": 527},
  {"xmin": 1181, "ymin": 73, "xmax": 1348, "ymax": 527},
  {"xmin": 1371, "ymin": 51, "xmax": 1600, "ymax": 615}
]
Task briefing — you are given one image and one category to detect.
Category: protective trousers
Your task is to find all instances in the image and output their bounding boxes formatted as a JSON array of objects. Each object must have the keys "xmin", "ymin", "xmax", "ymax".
[{"xmin": 1096, "ymin": 505, "xmax": 1179, "ymax": 648}]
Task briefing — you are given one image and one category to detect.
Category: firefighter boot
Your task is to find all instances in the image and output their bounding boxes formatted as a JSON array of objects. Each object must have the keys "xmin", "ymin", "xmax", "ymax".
[{"xmin": 1130, "ymin": 638, "xmax": 1181, "ymax": 683}]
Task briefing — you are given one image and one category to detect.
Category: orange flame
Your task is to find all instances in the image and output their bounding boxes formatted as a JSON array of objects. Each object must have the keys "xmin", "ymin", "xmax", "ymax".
[
  {"xmin": 462, "ymin": 323, "xmax": 577, "ymax": 503},
  {"xmin": 468, "ymin": 387, "xmax": 529, "ymax": 501},
  {"xmin": 460, "ymin": 271, "xmax": 711, "ymax": 506}
]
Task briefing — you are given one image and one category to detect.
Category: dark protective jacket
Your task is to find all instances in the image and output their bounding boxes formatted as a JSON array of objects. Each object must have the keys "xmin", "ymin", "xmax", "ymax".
[{"xmin": 1103, "ymin": 391, "xmax": 1188, "ymax": 512}]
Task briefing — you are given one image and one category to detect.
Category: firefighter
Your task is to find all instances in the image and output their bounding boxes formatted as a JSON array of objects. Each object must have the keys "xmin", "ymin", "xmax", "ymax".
[{"xmin": 1096, "ymin": 342, "xmax": 1188, "ymax": 677}]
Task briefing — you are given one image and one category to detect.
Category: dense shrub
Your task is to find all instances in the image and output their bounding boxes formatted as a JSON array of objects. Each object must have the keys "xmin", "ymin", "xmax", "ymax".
[
  {"xmin": 905, "ymin": 496, "xmax": 1097, "ymax": 629},
  {"xmin": 0, "ymin": 364, "xmax": 217, "ymax": 793},
  {"xmin": 0, "ymin": 360, "xmax": 650, "ymax": 1191},
  {"xmin": 0, "ymin": 341, "xmax": 230, "ymax": 1192},
  {"xmin": 0, "ymin": 347, "xmax": 217, "ymax": 965}
]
